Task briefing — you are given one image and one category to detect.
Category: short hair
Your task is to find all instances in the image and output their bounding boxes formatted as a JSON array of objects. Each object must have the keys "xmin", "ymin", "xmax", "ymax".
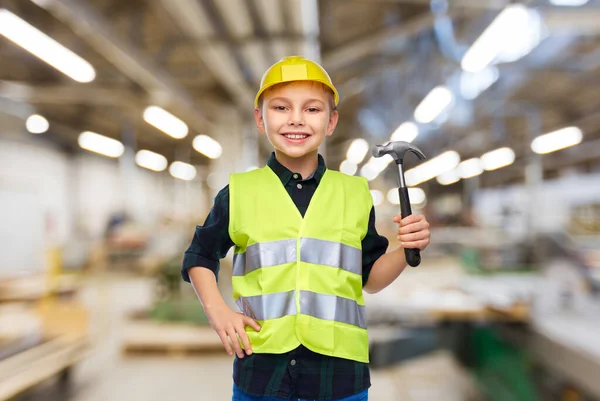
[{"xmin": 257, "ymin": 81, "xmax": 337, "ymax": 112}]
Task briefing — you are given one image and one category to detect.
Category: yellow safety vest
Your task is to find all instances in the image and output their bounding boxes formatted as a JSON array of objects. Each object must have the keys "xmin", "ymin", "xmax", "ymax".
[{"xmin": 229, "ymin": 166, "xmax": 372, "ymax": 362}]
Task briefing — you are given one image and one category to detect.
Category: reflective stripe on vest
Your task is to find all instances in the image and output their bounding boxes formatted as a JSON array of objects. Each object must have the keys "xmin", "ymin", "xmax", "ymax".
[
  {"xmin": 236, "ymin": 290, "xmax": 366, "ymax": 329},
  {"xmin": 233, "ymin": 238, "xmax": 362, "ymax": 277}
]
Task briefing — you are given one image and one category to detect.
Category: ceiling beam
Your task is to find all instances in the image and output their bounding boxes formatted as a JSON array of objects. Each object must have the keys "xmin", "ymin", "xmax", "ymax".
[
  {"xmin": 325, "ymin": 0, "xmax": 509, "ymax": 9},
  {"xmin": 159, "ymin": 0, "xmax": 255, "ymax": 110},
  {"xmin": 30, "ymin": 0, "xmax": 215, "ymax": 132},
  {"xmin": 322, "ymin": 12, "xmax": 436, "ymax": 72},
  {"xmin": 0, "ymin": 81, "xmax": 140, "ymax": 109}
]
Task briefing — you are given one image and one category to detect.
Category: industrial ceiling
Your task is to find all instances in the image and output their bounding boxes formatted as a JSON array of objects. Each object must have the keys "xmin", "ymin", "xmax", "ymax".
[{"xmin": 1, "ymin": 0, "xmax": 599, "ymax": 196}]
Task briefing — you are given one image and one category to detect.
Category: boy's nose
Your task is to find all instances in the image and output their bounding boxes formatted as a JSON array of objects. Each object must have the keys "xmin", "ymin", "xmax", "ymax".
[{"xmin": 288, "ymin": 110, "xmax": 304, "ymax": 126}]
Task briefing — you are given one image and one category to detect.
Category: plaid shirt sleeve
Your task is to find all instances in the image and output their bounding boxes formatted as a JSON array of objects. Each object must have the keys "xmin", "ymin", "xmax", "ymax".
[
  {"xmin": 181, "ymin": 185, "xmax": 234, "ymax": 283},
  {"xmin": 361, "ymin": 206, "xmax": 389, "ymax": 286}
]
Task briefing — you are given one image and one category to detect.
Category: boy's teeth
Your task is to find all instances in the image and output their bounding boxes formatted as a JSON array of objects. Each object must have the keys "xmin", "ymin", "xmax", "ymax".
[{"xmin": 285, "ymin": 134, "xmax": 308, "ymax": 139}]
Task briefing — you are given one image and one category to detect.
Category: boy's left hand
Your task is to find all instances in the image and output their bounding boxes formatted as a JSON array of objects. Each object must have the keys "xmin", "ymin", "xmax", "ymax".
[{"xmin": 393, "ymin": 214, "xmax": 430, "ymax": 250}]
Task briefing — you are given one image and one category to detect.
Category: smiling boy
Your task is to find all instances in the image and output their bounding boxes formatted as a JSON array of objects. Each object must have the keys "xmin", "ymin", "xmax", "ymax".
[{"xmin": 182, "ymin": 56, "xmax": 431, "ymax": 401}]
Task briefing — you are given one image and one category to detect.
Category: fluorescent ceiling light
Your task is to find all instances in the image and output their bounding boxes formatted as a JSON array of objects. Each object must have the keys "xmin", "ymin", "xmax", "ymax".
[
  {"xmin": 481, "ymin": 147, "xmax": 515, "ymax": 171},
  {"xmin": 193, "ymin": 135, "xmax": 222, "ymax": 159},
  {"xmin": 360, "ymin": 155, "xmax": 394, "ymax": 181},
  {"xmin": 549, "ymin": 0, "xmax": 589, "ymax": 5},
  {"xmin": 360, "ymin": 164, "xmax": 379, "ymax": 181},
  {"xmin": 414, "ymin": 86, "xmax": 453, "ymax": 124},
  {"xmin": 461, "ymin": 4, "xmax": 533, "ymax": 73},
  {"xmin": 346, "ymin": 139, "xmax": 369, "ymax": 164},
  {"xmin": 169, "ymin": 161, "xmax": 196, "ymax": 181},
  {"xmin": 340, "ymin": 160, "xmax": 358, "ymax": 176},
  {"xmin": 436, "ymin": 170, "xmax": 461, "ymax": 186},
  {"xmin": 0, "ymin": 9, "xmax": 95, "ymax": 83},
  {"xmin": 458, "ymin": 158, "xmax": 484, "ymax": 179},
  {"xmin": 391, "ymin": 122, "xmax": 419, "ymax": 143},
  {"xmin": 387, "ymin": 188, "xmax": 400, "ymax": 205},
  {"xmin": 26, "ymin": 114, "xmax": 49, "ymax": 134},
  {"xmin": 370, "ymin": 155, "xmax": 394, "ymax": 173},
  {"xmin": 531, "ymin": 126, "xmax": 583, "ymax": 154},
  {"xmin": 78, "ymin": 131, "xmax": 124, "ymax": 158},
  {"xmin": 143, "ymin": 106, "xmax": 189, "ymax": 139},
  {"xmin": 387, "ymin": 188, "xmax": 426, "ymax": 205},
  {"xmin": 370, "ymin": 190, "xmax": 383, "ymax": 206},
  {"xmin": 460, "ymin": 67, "xmax": 499, "ymax": 100},
  {"xmin": 405, "ymin": 150, "xmax": 460, "ymax": 186},
  {"xmin": 135, "ymin": 150, "xmax": 168, "ymax": 172},
  {"xmin": 408, "ymin": 188, "xmax": 427, "ymax": 205}
]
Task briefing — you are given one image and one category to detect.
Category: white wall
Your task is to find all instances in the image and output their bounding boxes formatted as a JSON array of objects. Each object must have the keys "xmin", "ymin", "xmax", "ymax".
[{"xmin": 0, "ymin": 133, "xmax": 207, "ymax": 276}]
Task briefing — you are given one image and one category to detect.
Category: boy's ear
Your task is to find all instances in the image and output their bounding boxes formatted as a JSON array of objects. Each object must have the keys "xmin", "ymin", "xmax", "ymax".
[
  {"xmin": 254, "ymin": 107, "xmax": 266, "ymax": 133},
  {"xmin": 326, "ymin": 110, "xmax": 339, "ymax": 137}
]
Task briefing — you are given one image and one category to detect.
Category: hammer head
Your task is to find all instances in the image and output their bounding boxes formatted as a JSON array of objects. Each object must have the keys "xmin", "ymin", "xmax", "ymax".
[{"xmin": 372, "ymin": 141, "xmax": 426, "ymax": 163}]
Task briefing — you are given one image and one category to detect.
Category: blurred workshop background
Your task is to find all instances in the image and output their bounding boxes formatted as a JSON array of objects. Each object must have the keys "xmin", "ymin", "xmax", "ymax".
[{"xmin": 1, "ymin": 0, "xmax": 600, "ymax": 400}]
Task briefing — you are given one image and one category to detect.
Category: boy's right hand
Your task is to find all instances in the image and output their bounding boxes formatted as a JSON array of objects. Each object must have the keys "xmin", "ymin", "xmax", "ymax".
[{"xmin": 206, "ymin": 304, "xmax": 261, "ymax": 358}]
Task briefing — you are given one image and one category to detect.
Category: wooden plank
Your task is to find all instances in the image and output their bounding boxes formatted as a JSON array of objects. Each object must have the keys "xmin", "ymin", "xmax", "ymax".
[
  {"xmin": 121, "ymin": 319, "xmax": 224, "ymax": 356},
  {"xmin": 0, "ymin": 337, "xmax": 88, "ymax": 401}
]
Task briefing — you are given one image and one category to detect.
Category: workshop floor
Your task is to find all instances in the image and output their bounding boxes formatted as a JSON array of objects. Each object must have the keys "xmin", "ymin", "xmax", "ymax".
[{"xmin": 15, "ymin": 264, "xmax": 480, "ymax": 401}]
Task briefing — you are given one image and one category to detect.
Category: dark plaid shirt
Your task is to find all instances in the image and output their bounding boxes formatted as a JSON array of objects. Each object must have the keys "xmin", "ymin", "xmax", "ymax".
[{"xmin": 182, "ymin": 153, "xmax": 389, "ymax": 400}]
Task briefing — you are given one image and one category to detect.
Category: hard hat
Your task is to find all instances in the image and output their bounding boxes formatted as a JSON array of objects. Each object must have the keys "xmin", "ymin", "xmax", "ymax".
[{"xmin": 255, "ymin": 56, "xmax": 339, "ymax": 108}]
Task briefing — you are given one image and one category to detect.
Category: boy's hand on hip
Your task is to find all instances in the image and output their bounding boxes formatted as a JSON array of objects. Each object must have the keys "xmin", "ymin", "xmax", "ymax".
[
  {"xmin": 206, "ymin": 304, "xmax": 261, "ymax": 358},
  {"xmin": 393, "ymin": 214, "xmax": 431, "ymax": 250}
]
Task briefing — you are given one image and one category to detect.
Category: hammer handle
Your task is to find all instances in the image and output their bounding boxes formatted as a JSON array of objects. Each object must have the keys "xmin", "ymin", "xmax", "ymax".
[{"xmin": 398, "ymin": 187, "xmax": 421, "ymax": 267}]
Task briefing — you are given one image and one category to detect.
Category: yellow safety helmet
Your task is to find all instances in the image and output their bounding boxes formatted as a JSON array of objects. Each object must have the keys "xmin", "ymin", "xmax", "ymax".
[{"xmin": 254, "ymin": 56, "xmax": 339, "ymax": 108}]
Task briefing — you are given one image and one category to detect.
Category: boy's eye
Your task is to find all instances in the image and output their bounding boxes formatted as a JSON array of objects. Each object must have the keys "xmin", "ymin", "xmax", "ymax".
[
  {"xmin": 307, "ymin": 107, "xmax": 320, "ymax": 113},
  {"xmin": 273, "ymin": 106, "xmax": 287, "ymax": 111}
]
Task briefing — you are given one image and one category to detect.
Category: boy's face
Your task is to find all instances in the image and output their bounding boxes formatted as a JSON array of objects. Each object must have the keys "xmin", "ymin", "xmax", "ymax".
[{"xmin": 254, "ymin": 81, "xmax": 339, "ymax": 159}]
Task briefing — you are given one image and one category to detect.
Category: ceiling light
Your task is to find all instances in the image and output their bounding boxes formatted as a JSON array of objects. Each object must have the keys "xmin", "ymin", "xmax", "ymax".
[
  {"xmin": 408, "ymin": 188, "xmax": 427, "ymax": 205},
  {"xmin": 549, "ymin": 0, "xmax": 589, "ymax": 5},
  {"xmin": 360, "ymin": 155, "xmax": 394, "ymax": 181},
  {"xmin": 436, "ymin": 170, "xmax": 461, "ymax": 186},
  {"xmin": 143, "ymin": 106, "xmax": 189, "ymax": 139},
  {"xmin": 346, "ymin": 139, "xmax": 369, "ymax": 164},
  {"xmin": 370, "ymin": 190, "xmax": 383, "ymax": 206},
  {"xmin": 481, "ymin": 147, "xmax": 515, "ymax": 170},
  {"xmin": 461, "ymin": 5, "xmax": 537, "ymax": 73},
  {"xmin": 460, "ymin": 67, "xmax": 500, "ymax": 100},
  {"xmin": 390, "ymin": 122, "xmax": 419, "ymax": 143},
  {"xmin": 405, "ymin": 151, "xmax": 460, "ymax": 186},
  {"xmin": 78, "ymin": 131, "xmax": 124, "ymax": 158},
  {"xmin": 26, "ymin": 114, "xmax": 49, "ymax": 134},
  {"xmin": 360, "ymin": 164, "xmax": 379, "ymax": 181},
  {"xmin": 0, "ymin": 9, "xmax": 95, "ymax": 82},
  {"xmin": 458, "ymin": 158, "xmax": 484, "ymax": 179},
  {"xmin": 340, "ymin": 160, "xmax": 358, "ymax": 176},
  {"xmin": 169, "ymin": 161, "xmax": 196, "ymax": 181},
  {"xmin": 531, "ymin": 126, "xmax": 583, "ymax": 154},
  {"xmin": 387, "ymin": 188, "xmax": 400, "ymax": 205},
  {"xmin": 135, "ymin": 150, "xmax": 168, "ymax": 172},
  {"xmin": 193, "ymin": 135, "xmax": 222, "ymax": 159},
  {"xmin": 414, "ymin": 86, "xmax": 454, "ymax": 124},
  {"xmin": 387, "ymin": 188, "xmax": 426, "ymax": 205}
]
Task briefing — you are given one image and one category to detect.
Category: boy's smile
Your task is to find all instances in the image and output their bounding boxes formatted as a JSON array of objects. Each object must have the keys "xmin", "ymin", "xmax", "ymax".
[{"xmin": 254, "ymin": 82, "xmax": 339, "ymax": 163}]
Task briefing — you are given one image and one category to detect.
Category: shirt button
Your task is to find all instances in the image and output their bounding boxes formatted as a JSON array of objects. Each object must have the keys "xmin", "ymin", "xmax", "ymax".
[
  {"xmin": 290, "ymin": 359, "xmax": 296, "ymax": 366},
  {"xmin": 297, "ymin": 183, "xmax": 302, "ymax": 189},
  {"xmin": 293, "ymin": 174, "xmax": 299, "ymax": 179}
]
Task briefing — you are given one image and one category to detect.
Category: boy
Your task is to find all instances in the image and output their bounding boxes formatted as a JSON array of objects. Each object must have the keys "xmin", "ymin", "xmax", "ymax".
[{"xmin": 182, "ymin": 56, "xmax": 431, "ymax": 401}]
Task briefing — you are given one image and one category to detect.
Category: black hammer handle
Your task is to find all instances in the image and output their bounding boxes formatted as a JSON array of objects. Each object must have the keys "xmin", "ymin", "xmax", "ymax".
[{"xmin": 398, "ymin": 187, "xmax": 421, "ymax": 267}]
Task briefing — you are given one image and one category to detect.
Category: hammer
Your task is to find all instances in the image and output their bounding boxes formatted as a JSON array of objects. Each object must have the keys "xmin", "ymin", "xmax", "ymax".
[{"xmin": 372, "ymin": 141, "xmax": 426, "ymax": 267}]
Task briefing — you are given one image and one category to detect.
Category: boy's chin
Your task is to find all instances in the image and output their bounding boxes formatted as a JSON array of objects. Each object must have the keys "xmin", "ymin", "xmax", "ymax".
[{"xmin": 275, "ymin": 147, "xmax": 319, "ymax": 159}]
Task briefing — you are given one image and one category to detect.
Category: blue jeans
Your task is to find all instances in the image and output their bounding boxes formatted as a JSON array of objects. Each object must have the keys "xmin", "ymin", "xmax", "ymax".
[{"xmin": 232, "ymin": 384, "xmax": 368, "ymax": 401}]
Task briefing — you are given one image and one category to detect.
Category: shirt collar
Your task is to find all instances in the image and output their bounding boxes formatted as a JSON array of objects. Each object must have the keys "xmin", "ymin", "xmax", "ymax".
[{"xmin": 267, "ymin": 152, "xmax": 327, "ymax": 186}]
